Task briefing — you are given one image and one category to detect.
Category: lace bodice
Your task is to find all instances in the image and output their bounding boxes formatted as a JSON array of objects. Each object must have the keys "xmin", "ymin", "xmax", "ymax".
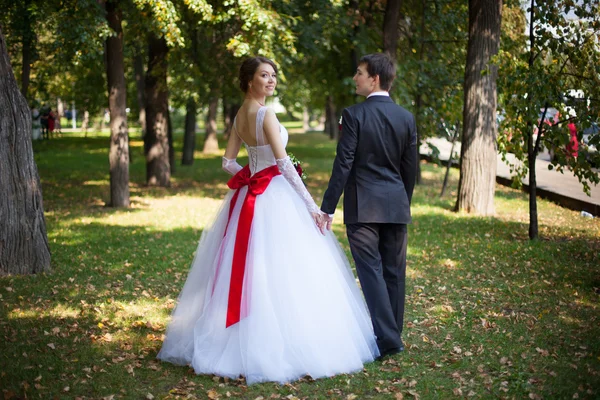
[
  {"xmin": 228, "ymin": 106, "xmax": 319, "ymax": 214},
  {"xmin": 240, "ymin": 106, "xmax": 289, "ymax": 175}
]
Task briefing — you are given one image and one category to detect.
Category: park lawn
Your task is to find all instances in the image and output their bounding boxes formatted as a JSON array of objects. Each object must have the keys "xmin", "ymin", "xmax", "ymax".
[{"xmin": 1, "ymin": 128, "xmax": 599, "ymax": 400}]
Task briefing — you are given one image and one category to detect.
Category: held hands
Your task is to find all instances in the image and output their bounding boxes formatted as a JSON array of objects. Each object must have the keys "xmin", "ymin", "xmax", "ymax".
[
  {"xmin": 312, "ymin": 212, "xmax": 333, "ymax": 235},
  {"xmin": 322, "ymin": 213, "xmax": 333, "ymax": 232},
  {"xmin": 311, "ymin": 212, "xmax": 325, "ymax": 235}
]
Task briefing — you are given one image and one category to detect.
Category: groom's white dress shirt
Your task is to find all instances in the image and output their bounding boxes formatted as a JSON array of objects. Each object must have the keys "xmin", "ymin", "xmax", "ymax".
[{"xmin": 367, "ymin": 91, "xmax": 390, "ymax": 98}]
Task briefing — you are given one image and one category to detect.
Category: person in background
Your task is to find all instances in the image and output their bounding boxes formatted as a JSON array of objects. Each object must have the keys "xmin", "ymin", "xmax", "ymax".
[
  {"xmin": 567, "ymin": 122, "xmax": 578, "ymax": 159},
  {"xmin": 47, "ymin": 108, "xmax": 56, "ymax": 139},
  {"xmin": 31, "ymin": 104, "xmax": 42, "ymax": 140}
]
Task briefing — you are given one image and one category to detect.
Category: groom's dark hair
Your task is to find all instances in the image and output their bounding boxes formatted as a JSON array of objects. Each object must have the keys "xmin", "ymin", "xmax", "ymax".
[{"xmin": 359, "ymin": 53, "xmax": 396, "ymax": 91}]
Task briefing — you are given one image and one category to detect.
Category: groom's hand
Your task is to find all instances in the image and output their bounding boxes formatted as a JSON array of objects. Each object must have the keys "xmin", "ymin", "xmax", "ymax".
[{"xmin": 322, "ymin": 213, "xmax": 333, "ymax": 231}]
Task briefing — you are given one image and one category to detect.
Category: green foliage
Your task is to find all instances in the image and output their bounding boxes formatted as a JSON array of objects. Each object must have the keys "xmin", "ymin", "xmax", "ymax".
[
  {"xmin": 394, "ymin": 0, "xmax": 468, "ymax": 141},
  {"xmin": 496, "ymin": 0, "xmax": 600, "ymax": 195},
  {"xmin": 275, "ymin": 0, "xmax": 382, "ymax": 117},
  {"xmin": 167, "ymin": 0, "xmax": 298, "ymax": 109}
]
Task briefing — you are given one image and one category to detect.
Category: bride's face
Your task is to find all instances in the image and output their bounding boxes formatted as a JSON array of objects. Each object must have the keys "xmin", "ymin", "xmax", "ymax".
[{"xmin": 250, "ymin": 63, "xmax": 277, "ymax": 97}]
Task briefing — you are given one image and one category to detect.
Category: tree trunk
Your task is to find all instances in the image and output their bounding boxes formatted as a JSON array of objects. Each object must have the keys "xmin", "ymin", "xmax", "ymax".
[
  {"xmin": 134, "ymin": 51, "xmax": 146, "ymax": 137},
  {"xmin": 527, "ymin": 124, "xmax": 538, "ymax": 239},
  {"xmin": 105, "ymin": 0, "xmax": 130, "ymax": 207},
  {"xmin": 144, "ymin": 34, "xmax": 170, "ymax": 186},
  {"xmin": 55, "ymin": 98, "xmax": 63, "ymax": 133},
  {"xmin": 325, "ymin": 95, "xmax": 338, "ymax": 140},
  {"xmin": 222, "ymin": 97, "xmax": 231, "ymax": 140},
  {"xmin": 182, "ymin": 97, "xmax": 197, "ymax": 165},
  {"xmin": 303, "ymin": 108, "xmax": 310, "ymax": 132},
  {"xmin": 383, "ymin": 0, "xmax": 401, "ymax": 61},
  {"xmin": 223, "ymin": 97, "xmax": 241, "ymax": 141},
  {"xmin": 167, "ymin": 108, "xmax": 175, "ymax": 174},
  {"xmin": 203, "ymin": 94, "xmax": 219, "ymax": 154},
  {"xmin": 414, "ymin": 92, "xmax": 423, "ymax": 185},
  {"xmin": 527, "ymin": 0, "xmax": 538, "ymax": 239},
  {"xmin": 228, "ymin": 102, "xmax": 240, "ymax": 138},
  {"xmin": 414, "ymin": 0, "xmax": 427, "ymax": 185},
  {"xmin": 0, "ymin": 27, "xmax": 51, "ymax": 275},
  {"xmin": 21, "ymin": 32, "xmax": 32, "ymax": 100},
  {"xmin": 82, "ymin": 110, "xmax": 90, "ymax": 135},
  {"xmin": 455, "ymin": 0, "xmax": 501, "ymax": 215}
]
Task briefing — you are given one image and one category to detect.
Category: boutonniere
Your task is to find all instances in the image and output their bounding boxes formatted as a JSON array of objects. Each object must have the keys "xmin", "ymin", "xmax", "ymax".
[{"xmin": 338, "ymin": 116, "xmax": 343, "ymax": 131}]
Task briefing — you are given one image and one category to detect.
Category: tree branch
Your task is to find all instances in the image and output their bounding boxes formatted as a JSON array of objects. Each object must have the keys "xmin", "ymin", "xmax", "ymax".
[
  {"xmin": 559, "ymin": 72, "xmax": 592, "ymax": 81},
  {"xmin": 534, "ymin": 103, "xmax": 549, "ymax": 157}
]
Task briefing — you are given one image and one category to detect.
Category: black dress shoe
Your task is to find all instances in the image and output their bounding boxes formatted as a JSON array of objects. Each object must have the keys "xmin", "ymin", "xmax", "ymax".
[{"xmin": 376, "ymin": 344, "xmax": 404, "ymax": 361}]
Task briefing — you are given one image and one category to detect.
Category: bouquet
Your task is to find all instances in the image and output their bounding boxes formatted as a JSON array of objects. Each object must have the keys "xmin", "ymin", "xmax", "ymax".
[{"xmin": 288, "ymin": 152, "xmax": 307, "ymax": 181}]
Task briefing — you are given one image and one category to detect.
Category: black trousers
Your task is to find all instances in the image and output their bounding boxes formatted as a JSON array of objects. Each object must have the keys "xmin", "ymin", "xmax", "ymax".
[{"xmin": 346, "ymin": 223, "xmax": 407, "ymax": 352}]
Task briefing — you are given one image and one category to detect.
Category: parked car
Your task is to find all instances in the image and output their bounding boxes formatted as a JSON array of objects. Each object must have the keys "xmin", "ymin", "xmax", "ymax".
[{"xmin": 581, "ymin": 122, "xmax": 599, "ymax": 167}]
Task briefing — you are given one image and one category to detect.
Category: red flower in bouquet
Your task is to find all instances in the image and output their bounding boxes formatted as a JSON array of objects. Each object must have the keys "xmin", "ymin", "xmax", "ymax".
[{"xmin": 288, "ymin": 152, "xmax": 307, "ymax": 181}]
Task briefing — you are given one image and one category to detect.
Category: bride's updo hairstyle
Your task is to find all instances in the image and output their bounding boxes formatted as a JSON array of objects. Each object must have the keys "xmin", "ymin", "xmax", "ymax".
[{"xmin": 239, "ymin": 56, "xmax": 278, "ymax": 93}]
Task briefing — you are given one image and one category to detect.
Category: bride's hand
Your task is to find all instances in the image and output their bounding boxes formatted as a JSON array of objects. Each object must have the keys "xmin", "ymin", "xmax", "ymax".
[{"xmin": 311, "ymin": 212, "xmax": 326, "ymax": 235}]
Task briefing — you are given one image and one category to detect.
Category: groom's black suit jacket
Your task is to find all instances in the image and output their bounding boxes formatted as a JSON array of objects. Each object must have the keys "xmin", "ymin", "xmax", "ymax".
[{"xmin": 321, "ymin": 95, "xmax": 418, "ymax": 223}]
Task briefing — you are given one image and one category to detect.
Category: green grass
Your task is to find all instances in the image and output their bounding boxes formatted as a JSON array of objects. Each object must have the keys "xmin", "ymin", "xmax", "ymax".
[{"xmin": 1, "ymin": 128, "xmax": 599, "ymax": 399}]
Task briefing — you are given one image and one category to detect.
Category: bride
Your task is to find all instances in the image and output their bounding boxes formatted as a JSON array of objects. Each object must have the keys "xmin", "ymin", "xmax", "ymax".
[{"xmin": 157, "ymin": 56, "xmax": 379, "ymax": 384}]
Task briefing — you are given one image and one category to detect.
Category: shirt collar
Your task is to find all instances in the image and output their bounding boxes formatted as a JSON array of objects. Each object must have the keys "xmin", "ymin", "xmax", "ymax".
[{"xmin": 367, "ymin": 91, "xmax": 390, "ymax": 98}]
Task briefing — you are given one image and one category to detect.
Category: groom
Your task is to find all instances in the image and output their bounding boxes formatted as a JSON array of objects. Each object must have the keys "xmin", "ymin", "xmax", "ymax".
[{"xmin": 320, "ymin": 53, "xmax": 417, "ymax": 358}]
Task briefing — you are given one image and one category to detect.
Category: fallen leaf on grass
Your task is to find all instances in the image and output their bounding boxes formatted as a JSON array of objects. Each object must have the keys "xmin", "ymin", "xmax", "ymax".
[
  {"xmin": 100, "ymin": 333, "xmax": 113, "ymax": 342},
  {"xmin": 535, "ymin": 347, "xmax": 549, "ymax": 356},
  {"xmin": 207, "ymin": 390, "xmax": 219, "ymax": 399}
]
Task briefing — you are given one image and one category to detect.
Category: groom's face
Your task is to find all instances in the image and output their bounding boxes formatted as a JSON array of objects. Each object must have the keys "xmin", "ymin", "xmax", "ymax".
[{"xmin": 353, "ymin": 64, "xmax": 376, "ymax": 97}]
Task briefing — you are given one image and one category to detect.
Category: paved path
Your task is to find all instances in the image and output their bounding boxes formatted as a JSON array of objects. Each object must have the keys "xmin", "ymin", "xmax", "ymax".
[{"xmin": 420, "ymin": 137, "xmax": 600, "ymax": 216}]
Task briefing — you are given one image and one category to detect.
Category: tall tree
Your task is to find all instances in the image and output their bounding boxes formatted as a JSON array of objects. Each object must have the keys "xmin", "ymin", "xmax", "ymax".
[
  {"xmin": 496, "ymin": 0, "xmax": 600, "ymax": 239},
  {"xmin": 104, "ymin": 0, "xmax": 130, "ymax": 207},
  {"xmin": 133, "ymin": 49, "xmax": 146, "ymax": 137},
  {"xmin": 455, "ymin": 0, "xmax": 502, "ymax": 215},
  {"xmin": 182, "ymin": 97, "xmax": 196, "ymax": 165},
  {"xmin": 144, "ymin": 34, "xmax": 170, "ymax": 186},
  {"xmin": 383, "ymin": 0, "xmax": 401, "ymax": 61},
  {"xmin": 203, "ymin": 93, "xmax": 219, "ymax": 153},
  {"xmin": 0, "ymin": 26, "xmax": 50, "ymax": 275}
]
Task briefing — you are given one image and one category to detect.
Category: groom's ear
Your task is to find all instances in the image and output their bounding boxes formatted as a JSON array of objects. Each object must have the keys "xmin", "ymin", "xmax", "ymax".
[{"xmin": 373, "ymin": 74, "xmax": 381, "ymax": 88}]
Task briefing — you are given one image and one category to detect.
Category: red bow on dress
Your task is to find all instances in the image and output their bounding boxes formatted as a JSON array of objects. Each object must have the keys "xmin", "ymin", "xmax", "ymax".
[{"xmin": 225, "ymin": 164, "xmax": 281, "ymax": 327}]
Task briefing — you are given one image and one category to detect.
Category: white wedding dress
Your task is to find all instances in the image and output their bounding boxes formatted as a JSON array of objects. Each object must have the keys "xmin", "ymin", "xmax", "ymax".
[{"xmin": 157, "ymin": 106, "xmax": 379, "ymax": 384}]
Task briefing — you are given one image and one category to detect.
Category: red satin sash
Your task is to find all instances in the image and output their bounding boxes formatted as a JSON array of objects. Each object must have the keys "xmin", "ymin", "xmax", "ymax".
[{"xmin": 225, "ymin": 164, "xmax": 281, "ymax": 328}]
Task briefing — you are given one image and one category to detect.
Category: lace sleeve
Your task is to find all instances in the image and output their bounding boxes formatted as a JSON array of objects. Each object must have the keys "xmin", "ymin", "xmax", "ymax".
[
  {"xmin": 276, "ymin": 156, "xmax": 320, "ymax": 214},
  {"xmin": 222, "ymin": 157, "xmax": 243, "ymax": 175}
]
